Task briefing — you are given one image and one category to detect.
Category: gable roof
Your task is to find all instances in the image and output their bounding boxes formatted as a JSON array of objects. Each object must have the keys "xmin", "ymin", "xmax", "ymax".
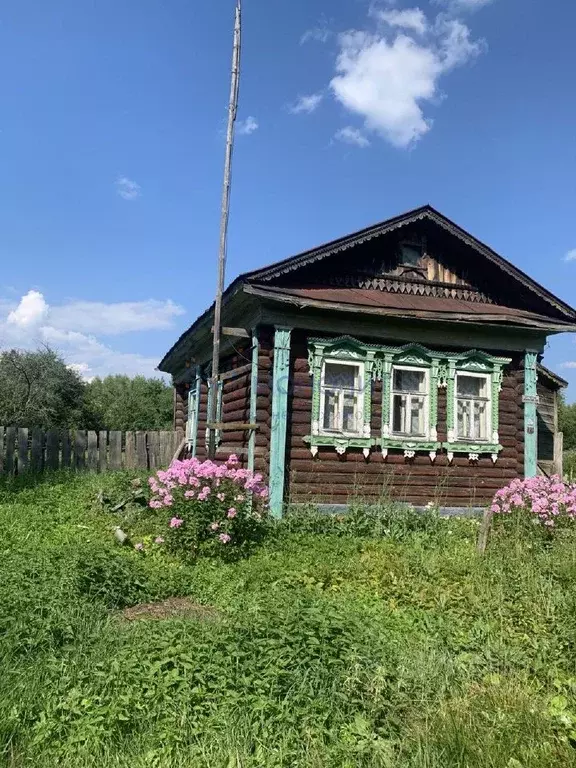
[
  {"xmin": 243, "ymin": 204, "xmax": 575, "ymax": 318},
  {"xmin": 158, "ymin": 204, "xmax": 576, "ymax": 372}
]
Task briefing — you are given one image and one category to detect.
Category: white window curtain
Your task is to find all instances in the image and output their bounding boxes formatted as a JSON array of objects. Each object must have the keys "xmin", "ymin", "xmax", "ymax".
[
  {"xmin": 320, "ymin": 361, "xmax": 364, "ymax": 436},
  {"xmin": 456, "ymin": 373, "xmax": 491, "ymax": 441},
  {"xmin": 391, "ymin": 367, "xmax": 429, "ymax": 438}
]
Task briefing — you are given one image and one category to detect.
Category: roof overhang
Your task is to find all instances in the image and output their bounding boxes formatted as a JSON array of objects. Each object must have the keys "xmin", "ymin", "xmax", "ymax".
[{"xmin": 244, "ymin": 284, "xmax": 576, "ymax": 334}]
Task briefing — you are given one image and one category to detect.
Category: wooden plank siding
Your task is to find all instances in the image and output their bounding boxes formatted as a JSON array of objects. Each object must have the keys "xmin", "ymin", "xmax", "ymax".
[
  {"xmin": 285, "ymin": 329, "xmax": 525, "ymax": 508},
  {"xmin": 537, "ymin": 382, "xmax": 556, "ymax": 463}
]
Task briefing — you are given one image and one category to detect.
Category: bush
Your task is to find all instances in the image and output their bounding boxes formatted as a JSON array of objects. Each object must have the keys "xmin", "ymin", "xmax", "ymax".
[
  {"xmin": 143, "ymin": 455, "xmax": 270, "ymax": 560},
  {"xmin": 564, "ymin": 451, "xmax": 576, "ymax": 482},
  {"xmin": 281, "ymin": 501, "xmax": 443, "ymax": 541},
  {"xmin": 491, "ymin": 475, "xmax": 576, "ymax": 533}
]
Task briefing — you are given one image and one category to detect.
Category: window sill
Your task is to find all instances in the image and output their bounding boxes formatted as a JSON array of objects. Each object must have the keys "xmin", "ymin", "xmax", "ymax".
[
  {"xmin": 304, "ymin": 434, "xmax": 372, "ymax": 457},
  {"xmin": 441, "ymin": 441, "xmax": 503, "ymax": 463}
]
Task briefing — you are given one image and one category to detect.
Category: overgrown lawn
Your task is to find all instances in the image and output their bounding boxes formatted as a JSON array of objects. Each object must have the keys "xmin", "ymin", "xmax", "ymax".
[{"xmin": 1, "ymin": 472, "xmax": 576, "ymax": 767}]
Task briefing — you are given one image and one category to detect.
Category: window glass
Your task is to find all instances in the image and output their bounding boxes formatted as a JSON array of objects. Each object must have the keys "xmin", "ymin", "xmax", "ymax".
[
  {"xmin": 320, "ymin": 362, "xmax": 363, "ymax": 435},
  {"xmin": 457, "ymin": 375, "xmax": 487, "ymax": 398},
  {"xmin": 456, "ymin": 374, "xmax": 490, "ymax": 441},
  {"xmin": 394, "ymin": 368, "xmax": 426, "ymax": 393},
  {"xmin": 391, "ymin": 368, "xmax": 428, "ymax": 437},
  {"xmin": 324, "ymin": 363, "xmax": 357, "ymax": 389}
]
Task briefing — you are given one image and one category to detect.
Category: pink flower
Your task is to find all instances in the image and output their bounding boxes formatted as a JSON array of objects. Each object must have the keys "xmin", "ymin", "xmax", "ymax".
[
  {"xmin": 149, "ymin": 500, "xmax": 163, "ymax": 509},
  {"xmin": 217, "ymin": 493, "xmax": 225, "ymax": 502},
  {"xmin": 184, "ymin": 490, "xmax": 195, "ymax": 499},
  {"xmin": 210, "ymin": 522, "xmax": 220, "ymax": 531},
  {"xmin": 227, "ymin": 507, "xmax": 237, "ymax": 519},
  {"xmin": 235, "ymin": 494, "xmax": 245, "ymax": 502},
  {"xmin": 227, "ymin": 455, "xmax": 239, "ymax": 466},
  {"xmin": 154, "ymin": 537, "xmax": 165, "ymax": 544},
  {"xmin": 170, "ymin": 517, "xmax": 184, "ymax": 529},
  {"xmin": 134, "ymin": 543, "xmax": 144, "ymax": 551},
  {"xmin": 219, "ymin": 533, "xmax": 231, "ymax": 544}
]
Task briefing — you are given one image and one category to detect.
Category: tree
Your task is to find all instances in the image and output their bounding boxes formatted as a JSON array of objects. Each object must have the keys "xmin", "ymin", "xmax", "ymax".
[
  {"xmin": 85, "ymin": 375, "xmax": 173, "ymax": 431},
  {"xmin": 559, "ymin": 395, "xmax": 576, "ymax": 451},
  {"xmin": 0, "ymin": 348, "xmax": 97, "ymax": 428}
]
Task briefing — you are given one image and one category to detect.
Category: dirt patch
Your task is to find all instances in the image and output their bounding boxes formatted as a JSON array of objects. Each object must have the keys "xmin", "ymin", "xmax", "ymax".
[{"xmin": 118, "ymin": 597, "xmax": 221, "ymax": 623}]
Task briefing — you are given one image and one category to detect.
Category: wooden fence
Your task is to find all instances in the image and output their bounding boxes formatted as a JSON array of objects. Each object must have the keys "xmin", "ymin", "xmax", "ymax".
[{"xmin": 0, "ymin": 427, "xmax": 184, "ymax": 475}]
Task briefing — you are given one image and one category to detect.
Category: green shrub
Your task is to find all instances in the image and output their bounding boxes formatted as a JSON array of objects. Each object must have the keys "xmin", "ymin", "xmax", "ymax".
[
  {"xmin": 145, "ymin": 455, "xmax": 270, "ymax": 560},
  {"xmin": 281, "ymin": 500, "xmax": 443, "ymax": 541}
]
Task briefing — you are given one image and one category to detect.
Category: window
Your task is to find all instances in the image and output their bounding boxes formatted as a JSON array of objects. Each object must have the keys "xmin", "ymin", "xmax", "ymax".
[
  {"xmin": 399, "ymin": 242, "xmax": 423, "ymax": 267},
  {"xmin": 319, "ymin": 361, "xmax": 364, "ymax": 435},
  {"xmin": 391, "ymin": 367, "xmax": 429, "ymax": 438},
  {"xmin": 455, "ymin": 373, "xmax": 490, "ymax": 441}
]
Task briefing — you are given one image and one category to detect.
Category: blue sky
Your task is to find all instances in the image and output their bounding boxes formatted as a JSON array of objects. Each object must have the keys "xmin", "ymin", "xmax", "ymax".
[{"xmin": 1, "ymin": 0, "xmax": 575, "ymax": 398}]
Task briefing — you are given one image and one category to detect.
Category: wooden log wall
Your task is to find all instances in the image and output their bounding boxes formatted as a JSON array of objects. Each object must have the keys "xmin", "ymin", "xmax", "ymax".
[
  {"xmin": 174, "ymin": 383, "xmax": 188, "ymax": 433},
  {"xmin": 190, "ymin": 332, "xmax": 272, "ymax": 475},
  {"xmin": 286, "ymin": 329, "xmax": 525, "ymax": 507},
  {"xmin": 0, "ymin": 428, "xmax": 184, "ymax": 475}
]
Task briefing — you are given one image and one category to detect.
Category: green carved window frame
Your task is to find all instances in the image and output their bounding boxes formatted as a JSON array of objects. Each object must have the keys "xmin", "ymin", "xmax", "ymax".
[
  {"xmin": 442, "ymin": 350, "xmax": 511, "ymax": 463},
  {"xmin": 306, "ymin": 336, "xmax": 377, "ymax": 457},
  {"xmin": 306, "ymin": 336, "xmax": 511, "ymax": 463},
  {"xmin": 376, "ymin": 344, "xmax": 443, "ymax": 461}
]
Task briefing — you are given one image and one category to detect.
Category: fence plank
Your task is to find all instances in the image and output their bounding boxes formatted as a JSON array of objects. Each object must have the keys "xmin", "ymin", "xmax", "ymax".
[
  {"xmin": 125, "ymin": 432, "xmax": 136, "ymax": 469},
  {"xmin": 148, "ymin": 431, "xmax": 160, "ymax": 469},
  {"xmin": 0, "ymin": 428, "xmax": 180, "ymax": 475},
  {"xmin": 98, "ymin": 432, "xmax": 108, "ymax": 472},
  {"xmin": 74, "ymin": 431, "xmax": 87, "ymax": 469},
  {"xmin": 136, "ymin": 432, "xmax": 147, "ymax": 469},
  {"xmin": 18, "ymin": 428, "xmax": 29, "ymax": 474},
  {"xmin": 46, "ymin": 429, "xmax": 60, "ymax": 471},
  {"xmin": 87, "ymin": 431, "xmax": 98, "ymax": 471},
  {"xmin": 159, "ymin": 431, "xmax": 171, "ymax": 466},
  {"xmin": 109, "ymin": 431, "xmax": 122, "ymax": 469},
  {"xmin": 4, "ymin": 427, "xmax": 15, "ymax": 475},
  {"xmin": 61, "ymin": 431, "xmax": 71, "ymax": 469},
  {"xmin": 30, "ymin": 428, "xmax": 43, "ymax": 473}
]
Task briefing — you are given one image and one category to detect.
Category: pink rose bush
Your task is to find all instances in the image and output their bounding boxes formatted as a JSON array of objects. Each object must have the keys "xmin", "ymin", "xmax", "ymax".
[
  {"xmin": 147, "ymin": 454, "xmax": 269, "ymax": 559},
  {"xmin": 491, "ymin": 476, "xmax": 576, "ymax": 533}
]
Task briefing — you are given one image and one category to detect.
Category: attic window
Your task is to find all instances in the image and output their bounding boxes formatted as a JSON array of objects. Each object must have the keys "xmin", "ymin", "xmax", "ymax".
[{"xmin": 398, "ymin": 237, "xmax": 424, "ymax": 268}]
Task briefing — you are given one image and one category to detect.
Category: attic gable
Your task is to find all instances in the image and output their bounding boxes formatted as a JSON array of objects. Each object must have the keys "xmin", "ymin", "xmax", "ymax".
[{"xmin": 244, "ymin": 205, "xmax": 576, "ymax": 322}]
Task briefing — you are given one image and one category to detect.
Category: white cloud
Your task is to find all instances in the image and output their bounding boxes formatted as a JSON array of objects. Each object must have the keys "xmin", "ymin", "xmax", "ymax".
[
  {"xmin": 335, "ymin": 126, "xmax": 371, "ymax": 148},
  {"xmin": 435, "ymin": 0, "xmax": 494, "ymax": 11},
  {"xmin": 329, "ymin": 6, "xmax": 484, "ymax": 148},
  {"xmin": 49, "ymin": 299, "xmax": 184, "ymax": 335},
  {"xmin": 564, "ymin": 249, "xmax": 576, "ymax": 262},
  {"xmin": 301, "ymin": 25, "xmax": 331, "ymax": 45},
  {"xmin": 377, "ymin": 8, "xmax": 428, "ymax": 35},
  {"xmin": 0, "ymin": 291, "xmax": 185, "ymax": 379},
  {"xmin": 237, "ymin": 116, "xmax": 259, "ymax": 135},
  {"xmin": 560, "ymin": 362, "xmax": 576, "ymax": 369},
  {"xmin": 7, "ymin": 290, "xmax": 48, "ymax": 327},
  {"xmin": 289, "ymin": 93, "xmax": 324, "ymax": 114},
  {"xmin": 115, "ymin": 176, "xmax": 141, "ymax": 201}
]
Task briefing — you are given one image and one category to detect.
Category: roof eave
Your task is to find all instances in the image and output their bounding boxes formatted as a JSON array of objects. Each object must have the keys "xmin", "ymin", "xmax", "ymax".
[{"xmin": 244, "ymin": 284, "xmax": 576, "ymax": 334}]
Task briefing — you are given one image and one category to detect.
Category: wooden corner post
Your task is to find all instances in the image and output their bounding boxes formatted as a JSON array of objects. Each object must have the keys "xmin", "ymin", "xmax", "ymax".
[
  {"xmin": 269, "ymin": 327, "xmax": 292, "ymax": 518},
  {"xmin": 523, "ymin": 351, "xmax": 538, "ymax": 478}
]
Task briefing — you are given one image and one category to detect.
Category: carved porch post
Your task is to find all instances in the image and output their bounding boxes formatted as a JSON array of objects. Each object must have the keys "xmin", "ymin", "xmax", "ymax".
[
  {"xmin": 523, "ymin": 351, "xmax": 539, "ymax": 478},
  {"xmin": 269, "ymin": 327, "xmax": 292, "ymax": 518}
]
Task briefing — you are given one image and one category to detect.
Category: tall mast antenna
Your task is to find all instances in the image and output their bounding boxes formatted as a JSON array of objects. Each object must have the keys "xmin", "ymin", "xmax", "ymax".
[{"xmin": 208, "ymin": 0, "xmax": 242, "ymax": 458}]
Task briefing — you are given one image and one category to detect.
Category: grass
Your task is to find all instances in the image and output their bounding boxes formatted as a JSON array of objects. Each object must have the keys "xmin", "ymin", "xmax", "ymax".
[{"xmin": 1, "ymin": 471, "xmax": 576, "ymax": 767}]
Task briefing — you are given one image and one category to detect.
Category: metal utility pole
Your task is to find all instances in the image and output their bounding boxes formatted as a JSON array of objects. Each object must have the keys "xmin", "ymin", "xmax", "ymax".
[{"xmin": 208, "ymin": 0, "xmax": 242, "ymax": 458}]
